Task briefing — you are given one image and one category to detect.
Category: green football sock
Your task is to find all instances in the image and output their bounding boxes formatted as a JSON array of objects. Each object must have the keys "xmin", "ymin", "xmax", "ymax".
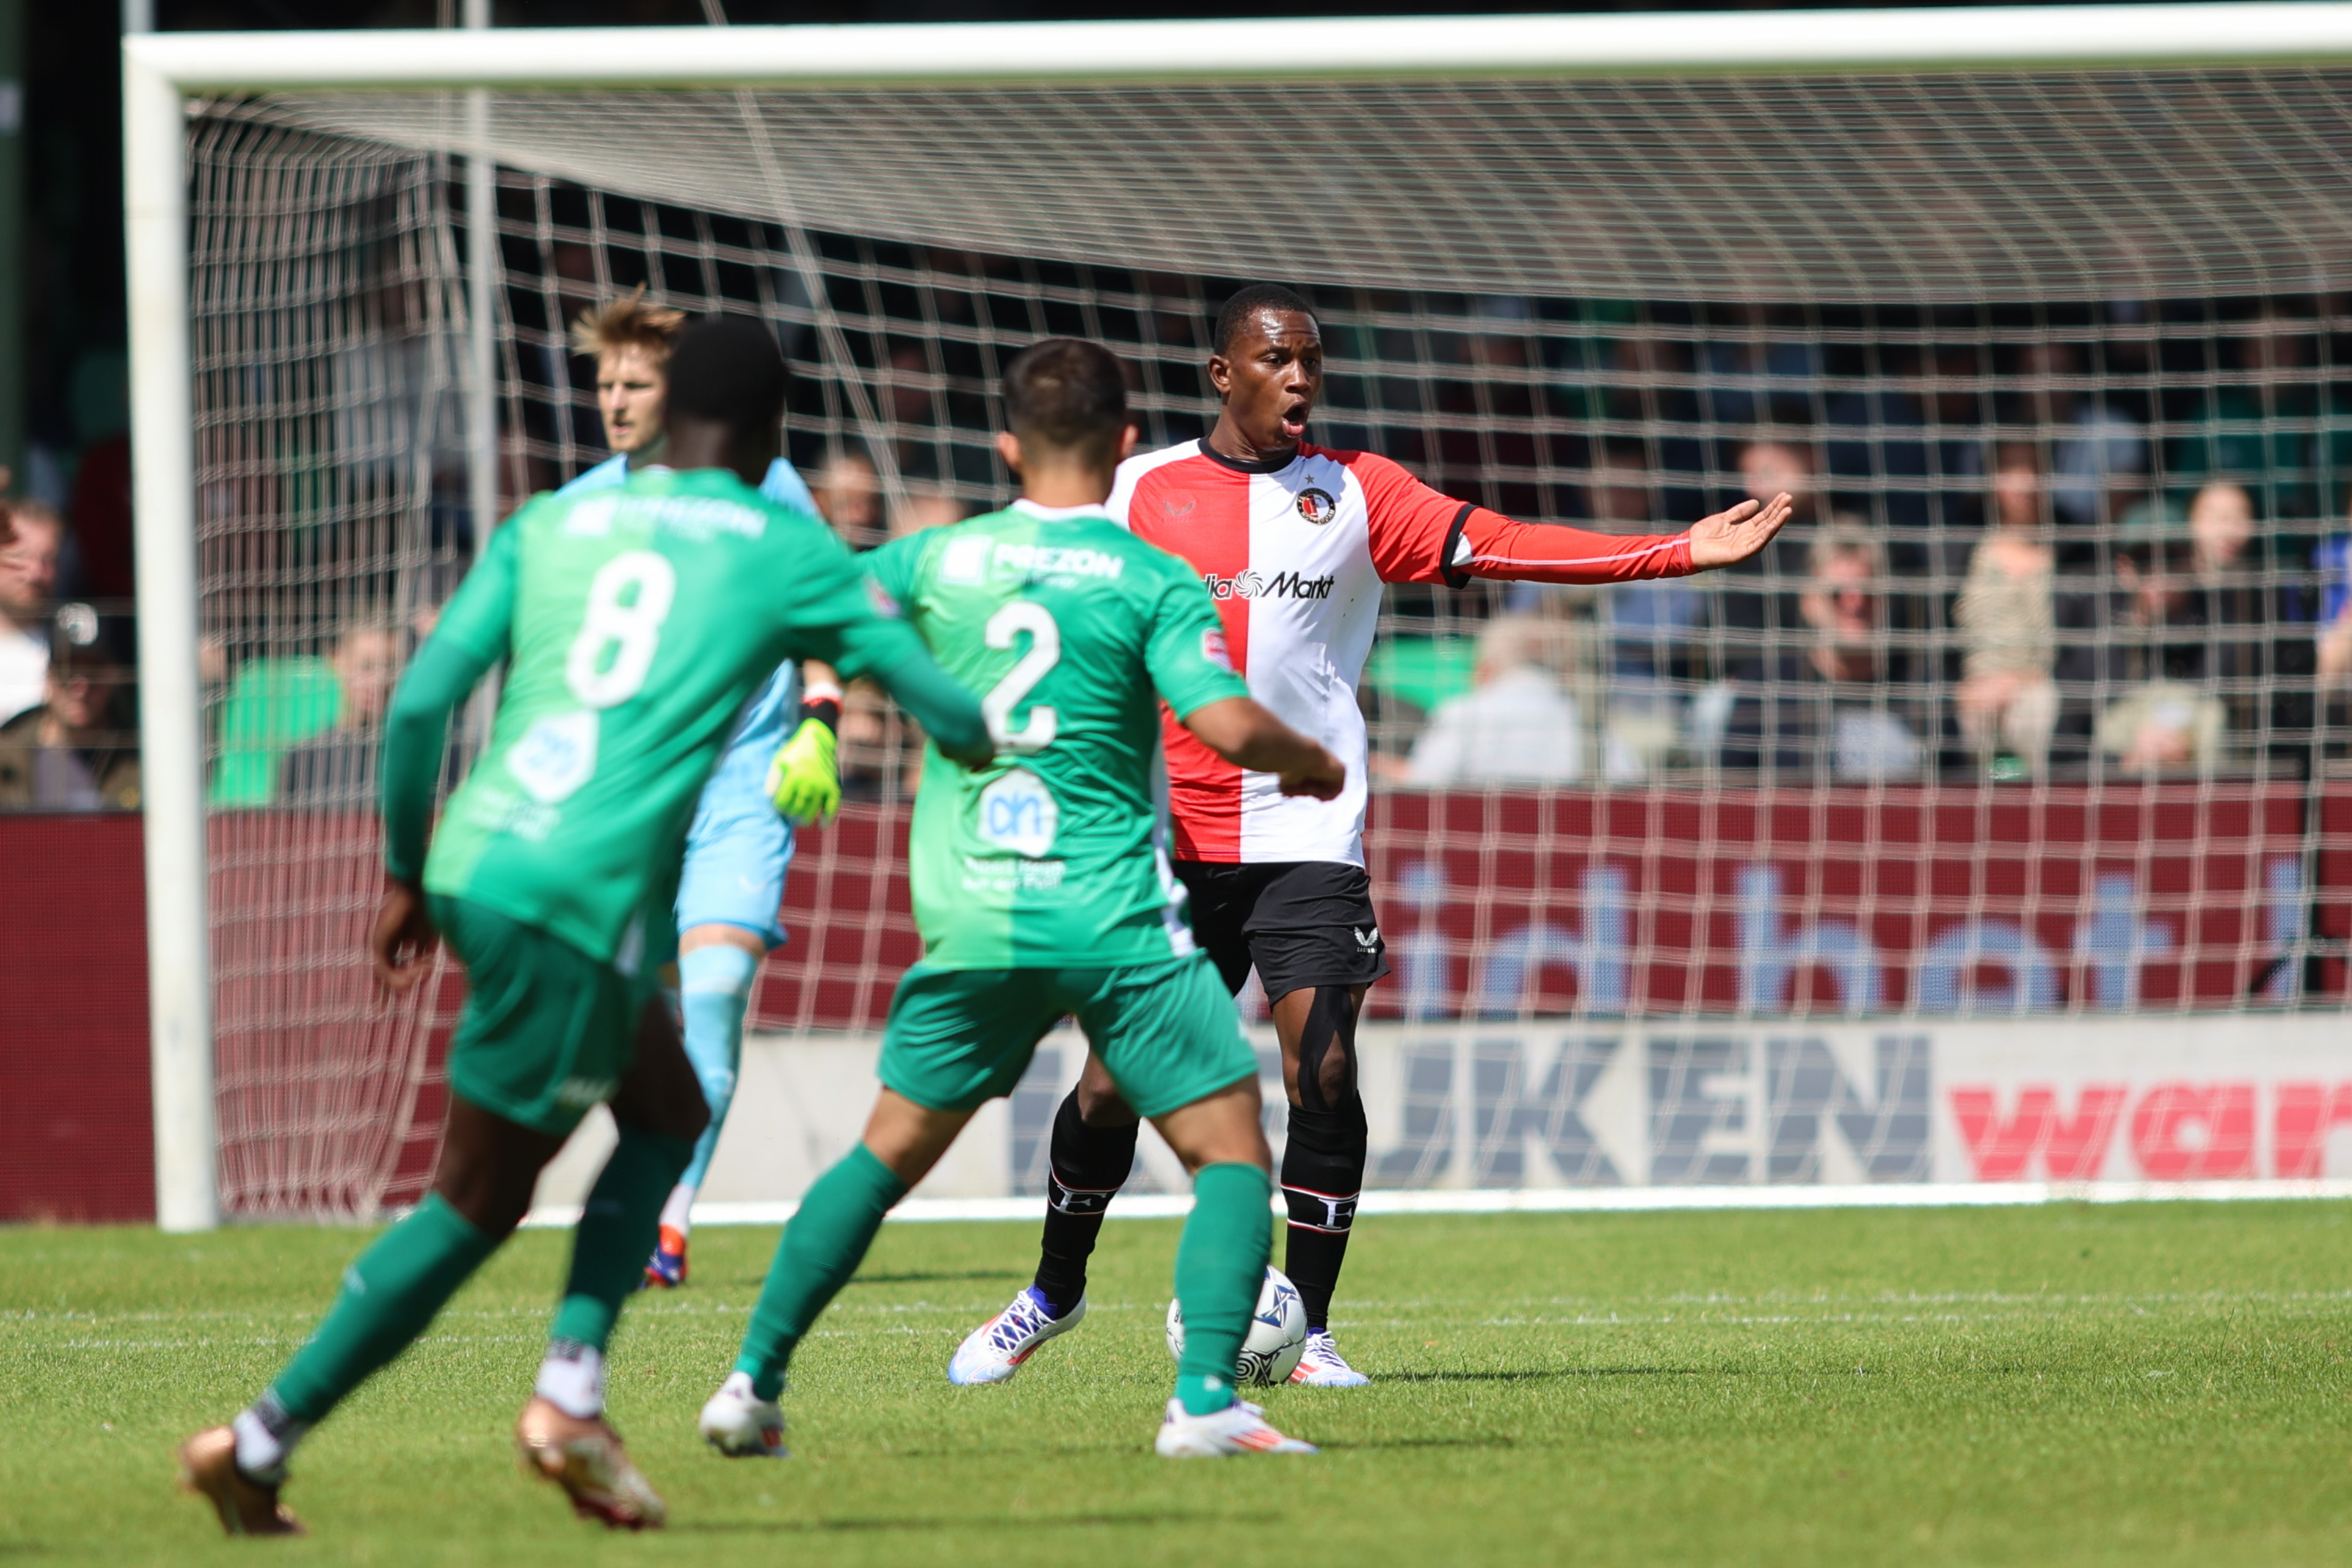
[
  {"xmin": 1173, "ymin": 1162, "xmax": 1273, "ymax": 1417},
  {"xmin": 548, "ymin": 1123, "xmax": 695, "ymax": 1351},
  {"xmin": 734, "ymin": 1143, "xmax": 907, "ymax": 1401},
  {"xmin": 268, "ymin": 1194, "xmax": 500, "ymax": 1423}
]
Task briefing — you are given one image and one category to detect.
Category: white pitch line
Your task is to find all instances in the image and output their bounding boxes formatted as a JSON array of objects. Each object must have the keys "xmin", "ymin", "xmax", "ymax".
[{"xmin": 518, "ymin": 1180, "xmax": 2352, "ymax": 1230}]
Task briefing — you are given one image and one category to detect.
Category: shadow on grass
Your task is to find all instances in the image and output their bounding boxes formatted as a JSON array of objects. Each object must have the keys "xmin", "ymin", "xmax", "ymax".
[
  {"xmin": 1318, "ymin": 1434, "xmax": 1520, "ymax": 1451},
  {"xmin": 676, "ymin": 1510, "xmax": 1275, "ymax": 1535},
  {"xmin": 1378, "ymin": 1366, "xmax": 1708, "ymax": 1384},
  {"xmin": 846, "ymin": 1270, "xmax": 1030, "ymax": 1286}
]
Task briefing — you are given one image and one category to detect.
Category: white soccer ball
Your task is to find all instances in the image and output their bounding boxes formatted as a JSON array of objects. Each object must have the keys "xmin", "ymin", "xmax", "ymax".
[{"xmin": 1164, "ymin": 1265, "xmax": 1308, "ymax": 1388}]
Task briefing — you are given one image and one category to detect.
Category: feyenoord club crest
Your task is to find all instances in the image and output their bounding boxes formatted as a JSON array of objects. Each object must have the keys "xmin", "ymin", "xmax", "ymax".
[{"xmin": 1295, "ymin": 486, "xmax": 1338, "ymax": 525}]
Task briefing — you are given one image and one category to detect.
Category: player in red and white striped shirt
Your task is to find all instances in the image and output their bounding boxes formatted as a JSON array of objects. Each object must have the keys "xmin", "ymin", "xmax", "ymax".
[{"xmin": 949, "ymin": 286, "xmax": 1790, "ymax": 1389}]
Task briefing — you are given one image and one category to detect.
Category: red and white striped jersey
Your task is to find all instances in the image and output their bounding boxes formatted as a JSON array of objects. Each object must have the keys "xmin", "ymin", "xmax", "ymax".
[{"xmin": 1109, "ymin": 438, "xmax": 1695, "ymax": 866}]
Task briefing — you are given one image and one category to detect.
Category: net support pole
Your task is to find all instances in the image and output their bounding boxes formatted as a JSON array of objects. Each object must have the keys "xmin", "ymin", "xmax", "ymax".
[
  {"xmin": 124, "ymin": 50, "xmax": 218, "ymax": 1233},
  {"xmin": 464, "ymin": 0, "xmax": 496, "ymax": 549}
]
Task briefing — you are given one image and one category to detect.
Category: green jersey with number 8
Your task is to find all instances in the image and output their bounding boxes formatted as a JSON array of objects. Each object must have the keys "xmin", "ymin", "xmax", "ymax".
[
  {"xmin": 864, "ymin": 500, "xmax": 1249, "ymax": 969},
  {"xmin": 418, "ymin": 468, "xmax": 891, "ymax": 966}
]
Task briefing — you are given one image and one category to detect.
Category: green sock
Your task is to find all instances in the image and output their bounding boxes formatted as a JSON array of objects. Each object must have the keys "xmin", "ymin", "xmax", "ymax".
[
  {"xmin": 1172, "ymin": 1162, "xmax": 1273, "ymax": 1417},
  {"xmin": 734, "ymin": 1144, "xmax": 907, "ymax": 1401},
  {"xmin": 268, "ymin": 1194, "xmax": 500, "ymax": 1423},
  {"xmin": 548, "ymin": 1123, "xmax": 695, "ymax": 1350}
]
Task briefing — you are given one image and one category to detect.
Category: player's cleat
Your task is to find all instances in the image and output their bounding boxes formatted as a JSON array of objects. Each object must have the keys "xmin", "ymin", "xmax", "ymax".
[
  {"xmin": 176, "ymin": 1426, "xmax": 304, "ymax": 1537},
  {"xmin": 1154, "ymin": 1398, "xmax": 1318, "ymax": 1458},
  {"xmin": 698, "ymin": 1371, "xmax": 788, "ymax": 1458},
  {"xmin": 1288, "ymin": 1329, "xmax": 1371, "ymax": 1387},
  {"xmin": 947, "ymin": 1286, "xmax": 1087, "ymax": 1385},
  {"xmin": 642, "ymin": 1226, "xmax": 688, "ymax": 1289},
  {"xmin": 514, "ymin": 1396, "xmax": 666, "ymax": 1530}
]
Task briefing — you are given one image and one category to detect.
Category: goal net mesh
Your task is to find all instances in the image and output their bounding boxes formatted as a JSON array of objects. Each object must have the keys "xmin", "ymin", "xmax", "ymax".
[{"xmin": 184, "ymin": 62, "xmax": 2352, "ymax": 1216}]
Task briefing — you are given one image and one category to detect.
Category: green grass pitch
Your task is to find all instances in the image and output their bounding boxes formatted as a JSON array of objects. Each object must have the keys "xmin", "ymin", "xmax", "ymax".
[{"xmin": 4, "ymin": 1203, "xmax": 2350, "ymax": 1566}]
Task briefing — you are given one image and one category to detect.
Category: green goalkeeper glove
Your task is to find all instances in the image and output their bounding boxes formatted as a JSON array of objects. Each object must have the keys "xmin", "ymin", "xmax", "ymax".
[{"xmin": 766, "ymin": 716, "xmax": 842, "ymax": 827}]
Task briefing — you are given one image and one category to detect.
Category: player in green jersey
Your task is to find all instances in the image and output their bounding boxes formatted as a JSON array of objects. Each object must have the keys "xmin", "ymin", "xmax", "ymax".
[
  {"xmin": 698, "ymin": 338, "xmax": 1345, "ymax": 1461},
  {"xmin": 176, "ymin": 318, "xmax": 992, "ymax": 1537}
]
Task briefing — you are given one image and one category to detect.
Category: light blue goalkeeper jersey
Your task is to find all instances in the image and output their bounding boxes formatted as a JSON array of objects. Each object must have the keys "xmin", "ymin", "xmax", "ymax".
[{"xmin": 557, "ymin": 456, "xmax": 822, "ymax": 807}]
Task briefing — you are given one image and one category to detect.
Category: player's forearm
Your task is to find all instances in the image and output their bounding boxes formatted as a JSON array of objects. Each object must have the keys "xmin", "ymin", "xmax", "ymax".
[
  {"xmin": 1454, "ymin": 509, "xmax": 1693, "ymax": 584},
  {"xmin": 798, "ymin": 660, "xmax": 844, "ymax": 733},
  {"xmin": 379, "ymin": 636, "xmax": 493, "ymax": 884},
  {"xmin": 838, "ymin": 619, "xmax": 992, "ymax": 763},
  {"xmin": 1182, "ymin": 696, "xmax": 1325, "ymax": 776}
]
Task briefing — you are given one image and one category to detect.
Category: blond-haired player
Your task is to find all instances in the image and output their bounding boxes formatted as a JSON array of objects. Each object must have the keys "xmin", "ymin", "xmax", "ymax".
[{"xmin": 563, "ymin": 292, "xmax": 845, "ymax": 1287}]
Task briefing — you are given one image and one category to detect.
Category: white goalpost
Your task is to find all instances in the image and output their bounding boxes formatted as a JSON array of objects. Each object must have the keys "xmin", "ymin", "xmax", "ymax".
[{"xmin": 125, "ymin": 6, "xmax": 2352, "ymax": 1231}]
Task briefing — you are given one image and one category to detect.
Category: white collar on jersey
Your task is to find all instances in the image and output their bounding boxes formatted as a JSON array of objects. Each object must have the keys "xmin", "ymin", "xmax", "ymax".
[{"xmin": 1008, "ymin": 499, "xmax": 1115, "ymax": 521}]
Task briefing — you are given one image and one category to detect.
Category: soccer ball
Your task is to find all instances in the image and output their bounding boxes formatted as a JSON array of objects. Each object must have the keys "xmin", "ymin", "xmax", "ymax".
[{"xmin": 1164, "ymin": 1265, "xmax": 1308, "ymax": 1387}]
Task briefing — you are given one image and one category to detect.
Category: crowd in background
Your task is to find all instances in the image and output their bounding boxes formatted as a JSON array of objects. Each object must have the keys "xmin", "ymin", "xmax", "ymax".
[{"xmin": 12, "ymin": 288, "xmax": 2352, "ymax": 812}]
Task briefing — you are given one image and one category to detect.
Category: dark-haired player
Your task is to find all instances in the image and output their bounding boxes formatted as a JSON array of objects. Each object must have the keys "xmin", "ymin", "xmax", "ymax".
[
  {"xmin": 698, "ymin": 337, "xmax": 1344, "ymax": 1460},
  {"xmin": 951, "ymin": 284, "xmax": 1792, "ymax": 1389},
  {"xmin": 175, "ymin": 318, "xmax": 992, "ymax": 1536}
]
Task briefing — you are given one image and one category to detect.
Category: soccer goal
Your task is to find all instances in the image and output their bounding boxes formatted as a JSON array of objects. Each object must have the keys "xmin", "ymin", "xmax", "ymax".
[{"xmin": 124, "ymin": 6, "xmax": 2352, "ymax": 1229}]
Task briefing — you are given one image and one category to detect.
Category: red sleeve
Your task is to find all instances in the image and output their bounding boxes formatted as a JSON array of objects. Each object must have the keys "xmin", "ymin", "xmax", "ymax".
[
  {"xmin": 1344, "ymin": 448, "xmax": 1693, "ymax": 586},
  {"xmin": 1452, "ymin": 508, "xmax": 1693, "ymax": 586}
]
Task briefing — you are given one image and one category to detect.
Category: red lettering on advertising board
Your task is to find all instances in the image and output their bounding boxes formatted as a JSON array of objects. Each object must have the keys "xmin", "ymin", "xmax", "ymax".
[
  {"xmin": 2128, "ymin": 1084, "xmax": 2258, "ymax": 1180},
  {"xmin": 1951, "ymin": 1085, "xmax": 2127, "ymax": 1180},
  {"xmin": 2272, "ymin": 1084, "xmax": 2352, "ymax": 1179}
]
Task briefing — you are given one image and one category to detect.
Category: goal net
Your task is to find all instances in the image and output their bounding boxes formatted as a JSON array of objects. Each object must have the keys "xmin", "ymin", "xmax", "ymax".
[{"xmin": 165, "ymin": 25, "xmax": 2352, "ymax": 1216}]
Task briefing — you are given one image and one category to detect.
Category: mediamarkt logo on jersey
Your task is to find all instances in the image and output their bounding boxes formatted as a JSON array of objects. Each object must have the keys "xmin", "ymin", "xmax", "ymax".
[{"xmin": 1201, "ymin": 569, "xmax": 1337, "ymax": 601}]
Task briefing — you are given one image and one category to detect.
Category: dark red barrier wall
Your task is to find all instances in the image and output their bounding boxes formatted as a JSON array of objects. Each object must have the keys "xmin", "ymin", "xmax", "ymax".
[{"xmin": 0, "ymin": 813, "xmax": 153, "ymax": 1221}]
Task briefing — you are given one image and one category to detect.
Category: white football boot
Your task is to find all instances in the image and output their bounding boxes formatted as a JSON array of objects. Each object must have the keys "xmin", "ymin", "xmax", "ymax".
[
  {"xmin": 1155, "ymin": 1398, "xmax": 1318, "ymax": 1457},
  {"xmin": 698, "ymin": 1372, "xmax": 787, "ymax": 1458},
  {"xmin": 1288, "ymin": 1329, "xmax": 1371, "ymax": 1387},
  {"xmin": 947, "ymin": 1287, "xmax": 1087, "ymax": 1385}
]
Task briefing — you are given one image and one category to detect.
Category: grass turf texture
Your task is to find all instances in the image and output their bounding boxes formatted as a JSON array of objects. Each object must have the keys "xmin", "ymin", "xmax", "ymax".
[{"xmin": 2, "ymin": 1205, "xmax": 2348, "ymax": 1566}]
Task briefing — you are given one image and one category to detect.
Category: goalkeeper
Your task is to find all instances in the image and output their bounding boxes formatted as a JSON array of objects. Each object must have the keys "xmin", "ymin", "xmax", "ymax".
[
  {"xmin": 558, "ymin": 292, "xmax": 846, "ymax": 1289},
  {"xmin": 176, "ymin": 318, "xmax": 991, "ymax": 1537}
]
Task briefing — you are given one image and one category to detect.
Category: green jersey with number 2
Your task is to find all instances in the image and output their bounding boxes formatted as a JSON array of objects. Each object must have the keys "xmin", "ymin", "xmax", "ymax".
[
  {"xmin": 421, "ymin": 468, "xmax": 886, "ymax": 966},
  {"xmin": 864, "ymin": 500, "xmax": 1248, "ymax": 970}
]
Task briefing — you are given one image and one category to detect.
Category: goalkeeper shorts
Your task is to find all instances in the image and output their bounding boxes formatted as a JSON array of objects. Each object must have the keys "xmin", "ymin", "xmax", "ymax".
[
  {"xmin": 879, "ymin": 953, "xmax": 1258, "ymax": 1120},
  {"xmin": 431, "ymin": 894, "xmax": 654, "ymax": 1137}
]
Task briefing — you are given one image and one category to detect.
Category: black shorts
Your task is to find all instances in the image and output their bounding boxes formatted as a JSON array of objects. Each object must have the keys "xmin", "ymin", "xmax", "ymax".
[{"xmin": 1172, "ymin": 860, "xmax": 1391, "ymax": 1002}]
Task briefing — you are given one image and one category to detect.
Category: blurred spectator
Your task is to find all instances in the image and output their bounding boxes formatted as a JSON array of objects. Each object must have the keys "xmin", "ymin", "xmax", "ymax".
[
  {"xmin": 2187, "ymin": 480, "xmax": 2256, "ymax": 578},
  {"xmin": 0, "ymin": 502, "xmax": 62, "ymax": 725},
  {"xmin": 1706, "ymin": 436, "xmax": 1815, "ymax": 652},
  {"xmin": 0, "ymin": 607, "xmax": 140, "ymax": 810},
  {"xmin": 1403, "ymin": 617, "xmax": 1582, "ymax": 785},
  {"xmin": 2013, "ymin": 341, "xmax": 2145, "ymax": 535},
  {"xmin": 2104, "ymin": 481, "xmax": 2314, "ymax": 763},
  {"xmin": 1581, "ymin": 442, "xmax": 1698, "ymax": 679},
  {"xmin": 813, "ymin": 448, "xmax": 881, "ymax": 548},
  {"xmin": 1719, "ymin": 524, "xmax": 1924, "ymax": 782},
  {"xmin": 2092, "ymin": 524, "xmax": 2224, "ymax": 774},
  {"xmin": 2309, "ymin": 487, "xmax": 2352, "ymax": 690},
  {"xmin": 889, "ymin": 487, "xmax": 965, "ymax": 540},
  {"xmin": 2166, "ymin": 312, "xmax": 2329, "ymax": 524},
  {"xmin": 279, "ymin": 625, "xmax": 401, "ymax": 802},
  {"xmin": 1953, "ymin": 443, "xmax": 2059, "ymax": 778}
]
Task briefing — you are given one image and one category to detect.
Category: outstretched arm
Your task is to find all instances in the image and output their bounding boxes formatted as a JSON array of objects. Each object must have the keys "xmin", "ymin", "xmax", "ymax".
[
  {"xmin": 1351, "ymin": 447, "xmax": 1793, "ymax": 586},
  {"xmin": 1447, "ymin": 492, "xmax": 1793, "ymax": 582},
  {"xmin": 1180, "ymin": 696, "xmax": 1346, "ymax": 800}
]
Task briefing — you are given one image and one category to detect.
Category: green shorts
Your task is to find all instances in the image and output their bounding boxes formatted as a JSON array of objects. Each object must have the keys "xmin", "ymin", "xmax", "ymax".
[
  {"xmin": 432, "ymin": 894, "xmax": 650, "ymax": 1137},
  {"xmin": 879, "ymin": 952, "xmax": 1258, "ymax": 1119}
]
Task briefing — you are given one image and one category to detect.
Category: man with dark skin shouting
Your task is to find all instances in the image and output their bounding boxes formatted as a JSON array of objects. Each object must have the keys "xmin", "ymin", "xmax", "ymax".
[{"xmin": 949, "ymin": 284, "xmax": 1792, "ymax": 1389}]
